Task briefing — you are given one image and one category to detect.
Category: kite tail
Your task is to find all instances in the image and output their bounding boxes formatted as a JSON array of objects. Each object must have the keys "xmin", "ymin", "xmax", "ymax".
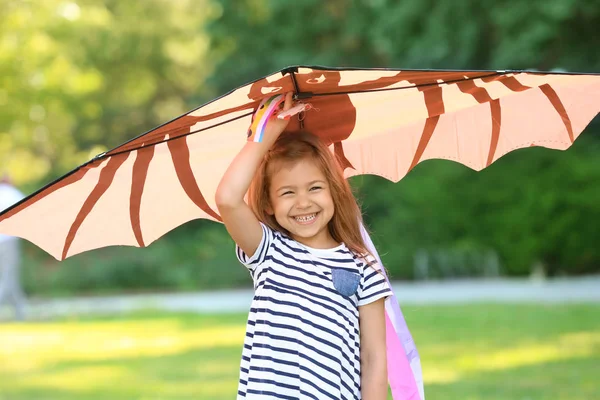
[{"xmin": 360, "ymin": 223, "xmax": 425, "ymax": 400}]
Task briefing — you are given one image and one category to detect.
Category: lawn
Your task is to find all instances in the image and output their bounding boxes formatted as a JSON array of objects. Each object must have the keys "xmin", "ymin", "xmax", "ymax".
[{"xmin": 0, "ymin": 304, "xmax": 599, "ymax": 399}]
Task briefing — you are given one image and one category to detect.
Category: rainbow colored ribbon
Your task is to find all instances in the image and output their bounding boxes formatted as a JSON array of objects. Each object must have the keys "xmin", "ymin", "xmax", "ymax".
[{"xmin": 247, "ymin": 94, "xmax": 285, "ymax": 143}]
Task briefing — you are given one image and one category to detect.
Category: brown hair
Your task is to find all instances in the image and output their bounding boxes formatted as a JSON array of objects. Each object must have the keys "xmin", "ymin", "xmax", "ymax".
[{"xmin": 248, "ymin": 131, "xmax": 372, "ymax": 258}]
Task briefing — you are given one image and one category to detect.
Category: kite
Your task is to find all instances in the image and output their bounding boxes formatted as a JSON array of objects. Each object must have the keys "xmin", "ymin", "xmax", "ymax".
[{"xmin": 2, "ymin": 66, "xmax": 600, "ymax": 399}]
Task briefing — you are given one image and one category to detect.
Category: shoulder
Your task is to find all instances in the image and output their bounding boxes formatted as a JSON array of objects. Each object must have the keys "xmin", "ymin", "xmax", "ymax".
[
  {"xmin": 354, "ymin": 252, "xmax": 380, "ymax": 271},
  {"xmin": 236, "ymin": 222, "xmax": 283, "ymax": 267}
]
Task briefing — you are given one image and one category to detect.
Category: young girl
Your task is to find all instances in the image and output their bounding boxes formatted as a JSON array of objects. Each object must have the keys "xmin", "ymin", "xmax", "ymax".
[{"xmin": 216, "ymin": 92, "xmax": 392, "ymax": 399}]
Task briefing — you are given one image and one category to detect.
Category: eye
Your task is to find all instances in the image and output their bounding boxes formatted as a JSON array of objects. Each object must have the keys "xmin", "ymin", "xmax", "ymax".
[
  {"xmin": 309, "ymin": 186, "xmax": 322, "ymax": 191},
  {"xmin": 281, "ymin": 191, "xmax": 293, "ymax": 196}
]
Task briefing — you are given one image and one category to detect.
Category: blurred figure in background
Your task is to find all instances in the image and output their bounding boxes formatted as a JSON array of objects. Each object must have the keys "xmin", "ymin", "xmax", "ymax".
[{"xmin": 0, "ymin": 173, "xmax": 26, "ymax": 321}]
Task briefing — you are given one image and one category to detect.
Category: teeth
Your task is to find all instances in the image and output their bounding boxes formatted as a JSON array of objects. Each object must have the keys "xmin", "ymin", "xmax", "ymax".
[{"xmin": 294, "ymin": 213, "xmax": 316, "ymax": 222}]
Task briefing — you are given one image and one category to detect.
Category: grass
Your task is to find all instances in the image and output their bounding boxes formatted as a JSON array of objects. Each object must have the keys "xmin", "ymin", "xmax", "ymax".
[{"xmin": 0, "ymin": 304, "xmax": 599, "ymax": 399}]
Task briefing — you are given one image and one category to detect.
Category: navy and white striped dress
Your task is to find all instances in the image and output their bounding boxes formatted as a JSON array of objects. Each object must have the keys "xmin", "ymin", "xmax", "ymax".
[{"xmin": 236, "ymin": 223, "xmax": 392, "ymax": 399}]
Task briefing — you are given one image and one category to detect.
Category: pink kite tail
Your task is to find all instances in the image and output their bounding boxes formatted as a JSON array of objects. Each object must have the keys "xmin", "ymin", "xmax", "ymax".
[{"xmin": 360, "ymin": 223, "xmax": 425, "ymax": 400}]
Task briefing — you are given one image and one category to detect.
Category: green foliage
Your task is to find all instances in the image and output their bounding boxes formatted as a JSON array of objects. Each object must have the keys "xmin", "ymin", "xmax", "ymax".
[
  {"xmin": 206, "ymin": 0, "xmax": 600, "ymax": 86},
  {"xmin": 358, "ymin": 136, "xmax": 600, "ymax": 279},
  {"xmin": 0, "ymin": 0, "xmax": 219, "ymax": 190},
  {"xmin": 22, "ymin": 220, "xmax": 249, "ymax": 296}
]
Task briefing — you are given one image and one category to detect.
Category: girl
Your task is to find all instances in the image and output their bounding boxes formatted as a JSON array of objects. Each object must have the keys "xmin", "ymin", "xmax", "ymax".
[{"xmin": 216, "ymin": 92, "xmax": 391, "ymax": 399}]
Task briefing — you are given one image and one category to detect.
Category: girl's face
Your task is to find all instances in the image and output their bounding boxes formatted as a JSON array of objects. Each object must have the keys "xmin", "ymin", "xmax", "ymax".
[{"xmin": 268, "ymin": 158, "xmax": 337, "ymax": 248}]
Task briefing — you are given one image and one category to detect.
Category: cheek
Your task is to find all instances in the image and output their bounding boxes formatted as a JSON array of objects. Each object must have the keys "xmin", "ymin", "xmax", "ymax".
[
  {"xmin": 269, "ymin": 197, "xmax": 286, "ymax": 216},
  {"xmin": 276, "ymin": 199, "xmax": 295, "ymax": 214},
  {"xmin": 319, "ymin": 192, "xmax": 335, "ymax": 210}
]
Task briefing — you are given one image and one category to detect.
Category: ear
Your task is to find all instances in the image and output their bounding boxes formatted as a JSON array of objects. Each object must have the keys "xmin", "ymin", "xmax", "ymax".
[{"xmin": 266, "ymin": 204, "xmax": 274, "ymax": 215}]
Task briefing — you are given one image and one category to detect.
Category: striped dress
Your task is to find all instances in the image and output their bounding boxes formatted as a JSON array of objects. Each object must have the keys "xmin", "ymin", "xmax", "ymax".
[{"xmin": 236, "ymin": 223, "xmax": 392, "ymax": 399}]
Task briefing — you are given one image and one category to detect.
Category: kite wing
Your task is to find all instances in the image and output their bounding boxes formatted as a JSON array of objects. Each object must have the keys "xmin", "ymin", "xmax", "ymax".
[{"xmin": 1, "ymin": 67, "xmax": 599, "ymax": 260}]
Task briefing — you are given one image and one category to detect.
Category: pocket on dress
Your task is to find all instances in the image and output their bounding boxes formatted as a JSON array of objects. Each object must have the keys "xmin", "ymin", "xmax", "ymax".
[{"xmin": 331, "ymin": 269, "xmax": 361, "ymax": 297}]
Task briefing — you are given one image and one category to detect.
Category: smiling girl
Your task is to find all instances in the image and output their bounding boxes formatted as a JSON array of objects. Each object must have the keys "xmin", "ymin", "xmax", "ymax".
[{"xmin": 216, "ymin": 92, "xmax": 391, "ymax": 399}]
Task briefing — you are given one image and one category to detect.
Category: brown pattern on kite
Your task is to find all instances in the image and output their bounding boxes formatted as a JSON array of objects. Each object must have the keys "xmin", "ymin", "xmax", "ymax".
[
  {"xmin": 487, "ymin": 99, "xmax": 502, "ymax": 166},
  {"xmin": 539, "ymin": 84, "xmax": 574, "ymax": 143},
  {"xmin": 294, "ymin": 71, "xmax": 392, "ymax": 170},
  {"xmin": 408, "ymin": 116, "xmax": 441, "ymax": 172},
  {"xmin": 300, "ymin": 70, "xmax": 492, "ymax": 95},
  {"xmin": 406, "ymin": 79, "xmax": 444, "ymax": 171},
  {"xmin": 293, "ymin": 70, "xmax": 491, "ymax": 172},
  {"xmin": 130, "ymin": 146, "xmax": 155, "ymax": 247},
  {"xmin": 484, "ymin": 75, "xmax": 531, "ymax": 92},
  {"xmin": 456, "ymin": 79, "xmax": 494, "ymax": 103},
  {"xmin": 456, "ymin": 80, "xmax": 502, "ymax": 167},
  {"xmin": 400, "ymin": 72, "xmax": 535, "ymax": 171},
  {"xmin": 295, "ymin": 71, "xmax": 504, "ymax": 172},
  {"xmin": 167, "ymin": 137, "xmax": 222, "ymax": 221},
  {"xmin": 469, "ymin": 75, "xmax": 574, "ymax": 150},
  {"xmin": 291, "ymin": 70, "xmax": 466, "ymax": 171},
  {"xmin": 298, "ymin": 72, "xmax": 357, "ymax": 170},
  {"xmin": 62, "ymin": 153, "xmax": 130, "ymax": 260}
]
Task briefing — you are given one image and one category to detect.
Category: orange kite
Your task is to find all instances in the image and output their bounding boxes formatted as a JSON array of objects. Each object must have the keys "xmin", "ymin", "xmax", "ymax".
[{"xmin": 2, "ymin": 67, "xmax": 599, "ymax": 260}]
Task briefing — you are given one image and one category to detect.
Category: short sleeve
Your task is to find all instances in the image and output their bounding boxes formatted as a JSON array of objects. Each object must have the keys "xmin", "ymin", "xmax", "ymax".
[
  {"xmin": 235, "ymin": 223, "xmax": 274, "ymax": 272},
  {"xmin": 357, "ymin": 257, "xmax": 393, "ymax": 307}
]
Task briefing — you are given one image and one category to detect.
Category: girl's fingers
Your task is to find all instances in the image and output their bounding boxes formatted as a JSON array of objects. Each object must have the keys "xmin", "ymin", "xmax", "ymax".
[{"xmin": 283, "ymin": 92, "xmax": 293, "ymax": 111}]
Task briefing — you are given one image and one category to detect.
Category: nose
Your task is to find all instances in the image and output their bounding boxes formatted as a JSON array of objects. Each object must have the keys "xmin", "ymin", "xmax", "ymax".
[{"xmin": 295, "ymin": 193, "xmax": 312, "ymax": 209}]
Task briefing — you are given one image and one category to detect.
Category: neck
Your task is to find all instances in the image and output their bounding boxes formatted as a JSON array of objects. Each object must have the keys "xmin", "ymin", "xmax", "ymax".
[{"xmin": 292, "ymin": 230, "xmax": 340, "ymax": 249}]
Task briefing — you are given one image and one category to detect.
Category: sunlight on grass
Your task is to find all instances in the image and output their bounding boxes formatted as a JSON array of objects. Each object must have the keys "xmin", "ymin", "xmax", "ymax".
[
  {"xmin": 423, "ymin": 330, "xmax": 600, "ymax": 384},
  {"xmin": 1, "ymin": 304, "xmax": 598, "ymax": 400},
  {"xmin": 0, "ymin": 318, "xmax": 245, "ymax": 374},
  {"xmin": 24, "ymin": 366, "xmax": 132, "ymax": 392},
  {"xmin": 13, "ymin": 367, "xmax": 235, "ymax": 398},
  {"xmin": 419, "ymin": 366, "xmax": 461, "ymax": 384},
  {"xmin": 195, "ymin": 359, "xmax": 239, "ymax": 376},
  {"xmin": 459, "ymin": 330, "xmax": 599, "ymax": 372}
]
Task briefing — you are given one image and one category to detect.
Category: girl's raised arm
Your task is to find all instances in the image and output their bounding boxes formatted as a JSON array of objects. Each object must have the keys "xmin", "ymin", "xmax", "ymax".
[{"xmin": 215, "ymin": 92, "xmax": 293, "ymax": 257}]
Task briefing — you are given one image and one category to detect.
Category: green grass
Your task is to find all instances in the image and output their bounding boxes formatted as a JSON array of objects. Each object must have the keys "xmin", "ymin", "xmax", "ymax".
[{"xmin": 1, "ymin": 304, "xmax": 599, "ymax": 399}]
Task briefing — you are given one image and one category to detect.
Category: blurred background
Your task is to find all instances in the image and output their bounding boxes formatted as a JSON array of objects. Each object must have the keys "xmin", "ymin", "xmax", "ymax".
[{"xmin": 0, "ymin": 0, "xmax": 599, "ymax": 399}]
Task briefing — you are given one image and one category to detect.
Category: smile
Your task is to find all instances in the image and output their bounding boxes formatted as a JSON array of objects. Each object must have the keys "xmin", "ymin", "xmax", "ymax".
[{"xmin": 292, "ymin": 212, "xmax": 319, "ymax": 224}]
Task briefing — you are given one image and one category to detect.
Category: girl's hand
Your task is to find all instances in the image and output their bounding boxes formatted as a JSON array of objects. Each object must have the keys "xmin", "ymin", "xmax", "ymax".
[{"xmin": 263, "ymin": 92, "xmax": 294, "ymax": 139}]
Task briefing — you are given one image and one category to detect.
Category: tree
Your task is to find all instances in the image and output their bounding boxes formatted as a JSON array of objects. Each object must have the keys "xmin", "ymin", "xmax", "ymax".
[{"xmin": 0, "ymin": 0, "xmax": 218, "ymax": 191}]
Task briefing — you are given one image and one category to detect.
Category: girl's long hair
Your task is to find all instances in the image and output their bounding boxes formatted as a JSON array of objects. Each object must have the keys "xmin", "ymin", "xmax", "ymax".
[{"xmin": 248, "ymin": 131, "xmax": 372, "ymax": 258}]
